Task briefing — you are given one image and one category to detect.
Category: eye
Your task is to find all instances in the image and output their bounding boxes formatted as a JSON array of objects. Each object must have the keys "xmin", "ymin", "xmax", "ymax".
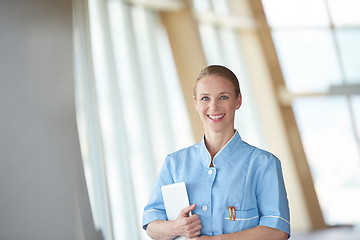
[
  {"xmin": 220, "ymin": 96, "xmax": 228, "ymax": 100},
  {"xmin": 201, "ymin": 96, "xmax": 210, "ymax": 101}
]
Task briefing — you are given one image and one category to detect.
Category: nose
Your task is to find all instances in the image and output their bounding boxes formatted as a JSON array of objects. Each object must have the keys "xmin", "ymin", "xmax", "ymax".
[{"xmin": 209, "ymin": 99, "xmax": 219, "ymax": 110}]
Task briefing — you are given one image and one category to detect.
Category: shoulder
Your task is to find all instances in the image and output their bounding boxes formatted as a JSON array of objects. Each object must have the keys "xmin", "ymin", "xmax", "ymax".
[
  {"xmin": 240, "ymin": 140, "xmax": 280, "ymax": 169},
  {"xmin": 167, "ymin": 142, "xmax": 201, "ymax": 158},
  {"xmin": 162, "ymin": 143, "xmax": 201, "ymax": 180},
  {"xmin": 165, "ymin": 142, "xmax": 201, "ymax": 164}
]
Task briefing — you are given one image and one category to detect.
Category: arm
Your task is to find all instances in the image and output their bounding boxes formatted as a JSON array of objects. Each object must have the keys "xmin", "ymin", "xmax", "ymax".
[
  {"xmin": 146, "ymin": 204, "xmax": 202, "ymax": 240},
  {"xmin": 191, "ymin": 226, "xmax": 288, "ymax": 240}
]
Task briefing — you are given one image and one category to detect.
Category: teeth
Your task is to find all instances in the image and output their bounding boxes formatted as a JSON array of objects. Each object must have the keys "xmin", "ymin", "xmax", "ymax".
[{"xmin": 208, "ymin": 114, "xmax": 224, "ymax": 120}]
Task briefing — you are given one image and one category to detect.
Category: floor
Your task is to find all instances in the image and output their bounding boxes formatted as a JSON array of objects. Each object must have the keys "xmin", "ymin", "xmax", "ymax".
[{"xmin": 291, "ymin": 227, "xmax": 360, "ymax": 240}]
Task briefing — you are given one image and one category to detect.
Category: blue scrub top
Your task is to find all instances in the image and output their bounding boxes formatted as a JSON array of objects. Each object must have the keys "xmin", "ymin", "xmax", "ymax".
[{"xmin": 143, "ymin": 131, "xmax": 290, "ymax": 237}]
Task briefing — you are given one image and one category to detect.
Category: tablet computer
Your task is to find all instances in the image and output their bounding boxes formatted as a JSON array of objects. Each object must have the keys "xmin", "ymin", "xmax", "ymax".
[{"xmin": 161, "ymin": 182, "xmax": 191, "ymax": 240}]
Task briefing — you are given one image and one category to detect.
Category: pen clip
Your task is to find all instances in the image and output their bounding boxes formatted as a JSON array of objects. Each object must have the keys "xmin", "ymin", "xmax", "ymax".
[
  {"xmin": 232, "ymin": 206, "xmax": 236, "ymax": 221},
  {"xmin": 228, "ymin": 206, "xmax": 232, "ymax": 221},
  {"xmin": 228, "ymin": 206, "xmax": 236, "ymax": 221}
]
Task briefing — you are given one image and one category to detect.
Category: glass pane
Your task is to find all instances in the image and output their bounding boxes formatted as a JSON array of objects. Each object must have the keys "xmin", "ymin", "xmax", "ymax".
[
  {"xmin": 293, "ymin": 97, "xmax": 360, "ymax": 225},
  {"xmin": 192, "ymin": 0, "xmax": 211, "ymax": 11},
  {"xmin": 272, "ymin": 30, "xmax": 342, "ymax": 93},
  {"xmin": 155, "ymin": 17, "xmax": 194, "ymax": 152},
  {"xmin": 262, "ymin": 0, "xmax": 329, "ymax": 28},
  {"xmin": 352, "ymin": 96, "xmax": 360, "ymax": 142},
  {"xmin": 328, "ymin": 0, "xmax": 360, "ymax": 27},
  {"xmin": 198, "ymin": 23, "xmax": 224, "ymax": 64},
  {"xmin": 211, "ymin": 0, "xmax": 229, "ymax": 14},
  {"xmin": 336, "ymin": 29, "xmax": 360, "ymax": 83},
  {"xmin": 131, "ymin": 7, "xmax": 171, "ymax": 158}
]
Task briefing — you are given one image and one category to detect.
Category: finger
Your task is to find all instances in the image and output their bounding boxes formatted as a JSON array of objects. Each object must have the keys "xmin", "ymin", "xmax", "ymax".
[
  {"xmin": 182, "ymin": 218, "xmax": 201, "ymax": 237},
  {"xmin": 186, "ymin": 213, "xmax": 200, "ymax": 224},
  {"xmin": 189, "ymin": 221, "xmax": 202, "ymax": 236},
  {"xmin": 182, "ymin": 219, "xmax": 201, "ymax": 237},
  {"xmin": 180, "ymin": 204, "xmax": 196, "ymax": 217},
  {"xmin": 181, "ymin": 215, "xmax": 200, "ymax": 232},
  {"xmin": 186, "ymin": 237, "xmax": 198, "ymax": 240},
  {"xmin": 189, "ymin": 230, "xmax": 202, "ymax": 238},
  {"xmin": 190, "ymin": 219, "xmax": 202, "ymax": 230},
  {"xmin": 181, "ymin": 214, "xmax": 199, "ymax": 228},
  {"xmin": 187, "ymin": 235, "xmax": 200, "ymax": 240}
]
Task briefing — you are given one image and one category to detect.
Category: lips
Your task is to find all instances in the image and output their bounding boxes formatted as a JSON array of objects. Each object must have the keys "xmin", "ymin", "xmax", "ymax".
[{"xmin": 208, "ymin": 114, "xmax": 225, "ymax": 120}]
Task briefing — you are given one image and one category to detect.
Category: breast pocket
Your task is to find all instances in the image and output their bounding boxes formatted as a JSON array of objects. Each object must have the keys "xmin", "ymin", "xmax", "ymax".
[{"xmin": 223, "ymin": 208, "xmax": 259, "ymax": 234}]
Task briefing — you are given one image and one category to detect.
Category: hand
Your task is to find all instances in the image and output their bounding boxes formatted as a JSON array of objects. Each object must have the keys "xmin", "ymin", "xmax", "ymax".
[{"xmin": 172, "ymin": 204, "xmax": 202, "ymax": 238}]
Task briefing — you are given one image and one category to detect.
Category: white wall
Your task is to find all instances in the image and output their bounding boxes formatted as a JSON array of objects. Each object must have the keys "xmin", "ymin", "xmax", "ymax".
[{"xmin": 0, "ymin": 0, "xmax": 102, "ymax": 239}]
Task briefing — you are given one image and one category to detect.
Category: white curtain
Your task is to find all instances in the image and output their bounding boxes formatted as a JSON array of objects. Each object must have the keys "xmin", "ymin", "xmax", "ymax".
[{"xmin": 73, "ymin": 0, "xmax": 194, "ymax": 239}]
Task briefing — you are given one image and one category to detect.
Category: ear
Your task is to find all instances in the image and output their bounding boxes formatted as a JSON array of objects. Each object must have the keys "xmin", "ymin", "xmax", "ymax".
[
  {"xmin": 193, "ymin": 96, "xmax": 199, "ymax": 112},
  {"xmin": 235, "ymin": 93, "xmax": 242, "ymax": 110}
]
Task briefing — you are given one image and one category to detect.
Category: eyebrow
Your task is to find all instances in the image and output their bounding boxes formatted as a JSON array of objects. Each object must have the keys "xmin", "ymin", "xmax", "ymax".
[{"xmin": 198, "ymin": 92, "xmax": 231, "ymax": 96}]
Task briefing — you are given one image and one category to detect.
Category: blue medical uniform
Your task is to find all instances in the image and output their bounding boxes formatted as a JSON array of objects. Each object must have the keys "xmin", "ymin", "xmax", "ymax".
[{"xmin": 143, "ymin": 131, "xmax": 290, "ymax": 237}]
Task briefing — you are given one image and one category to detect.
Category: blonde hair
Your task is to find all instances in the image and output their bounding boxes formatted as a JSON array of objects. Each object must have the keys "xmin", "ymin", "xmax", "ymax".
[{"xmin": 193, "ymin": 65, "xmax": 241, "ymax": 97}]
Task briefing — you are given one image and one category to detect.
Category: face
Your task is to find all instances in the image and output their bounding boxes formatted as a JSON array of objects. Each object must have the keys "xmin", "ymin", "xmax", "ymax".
[{"xmin": 193, "ymin": 75, "xmax": 242, "ymax": 135}]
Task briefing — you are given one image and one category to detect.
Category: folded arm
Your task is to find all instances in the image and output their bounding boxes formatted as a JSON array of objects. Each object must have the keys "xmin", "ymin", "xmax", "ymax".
[
  {"xmin": 190, "ymin": 225, "xmax": 288, "ymax": 240},
  {"xmin": 146, "ymin": 204, "xmax": 202, "ymax": 240}
]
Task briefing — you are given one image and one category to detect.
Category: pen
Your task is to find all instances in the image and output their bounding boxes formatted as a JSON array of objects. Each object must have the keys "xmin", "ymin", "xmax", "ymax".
[
  {"xmin": 232, "ymin": 206, "xmax": 236, "ymax": 221},
  {"xmin": 228, "ymin": 206, "xmax": 236, "ymax": 221}
]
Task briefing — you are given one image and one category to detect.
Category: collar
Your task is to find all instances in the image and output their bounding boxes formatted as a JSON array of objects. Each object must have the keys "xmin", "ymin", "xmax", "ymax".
[{"xmin": 200, "ymin": 130, "xmax": 242, "ymax": 168}]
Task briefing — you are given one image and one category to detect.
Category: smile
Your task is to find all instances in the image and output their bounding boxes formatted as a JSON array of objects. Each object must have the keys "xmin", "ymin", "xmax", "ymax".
[{"xmin": 208, "ymin": 114, "xmax": 225, "ymax": 120}]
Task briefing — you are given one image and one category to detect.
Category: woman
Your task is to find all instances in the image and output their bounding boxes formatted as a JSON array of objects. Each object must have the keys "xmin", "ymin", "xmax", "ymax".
[{"xmin": 143, "ymin": 65, "xmax": 290, "ymax": 240}]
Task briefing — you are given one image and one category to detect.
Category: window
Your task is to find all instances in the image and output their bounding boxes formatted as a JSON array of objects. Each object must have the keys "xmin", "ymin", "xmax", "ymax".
[
  {"xmin": 74, "ymin": 0, "xmax": 193, "ymax": 239},
  {"xmin": 191, "ymin": 0, "xmax": 265, "ymax": 147},
  {"xmin": 262, "ymin": 0, "xmax": 360, "ymax": 226}
]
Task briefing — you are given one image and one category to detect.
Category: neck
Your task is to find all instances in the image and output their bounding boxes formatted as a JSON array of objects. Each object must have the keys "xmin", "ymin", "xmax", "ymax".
[{"xmin": 204, "ymin": 129, "xmax": 235, "ymax": 160}]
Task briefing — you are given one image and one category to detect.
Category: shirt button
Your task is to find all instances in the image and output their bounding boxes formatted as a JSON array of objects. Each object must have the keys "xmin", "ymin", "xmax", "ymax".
[
  {"xmin": 207, "ymin": 169, "xmax": 213, "ymax": 175},
  {"xmin": 202, "ymin": 205, "xmax": 208, "ymax": 211}
]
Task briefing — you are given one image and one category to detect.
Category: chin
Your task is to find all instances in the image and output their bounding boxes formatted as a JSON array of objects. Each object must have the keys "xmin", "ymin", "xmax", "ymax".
[{"xmin": 206, "ymin": 126, "xmax": 226, "ymax": 134}]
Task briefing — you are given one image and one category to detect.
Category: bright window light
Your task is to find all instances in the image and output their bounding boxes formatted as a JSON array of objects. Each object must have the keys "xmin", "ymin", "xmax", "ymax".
[{"xmin": 263, "ymin": 0, "xmax": 360, "ymax": 226}]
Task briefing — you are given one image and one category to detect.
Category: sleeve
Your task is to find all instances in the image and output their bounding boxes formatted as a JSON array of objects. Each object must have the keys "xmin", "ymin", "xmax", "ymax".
[
  {"xmin": 142, "ymin": 155, "xmax": 174, "ymax": 230},
  {"xmin": 256, "ymin": 155, "xmax": 290, "ymax": 238}
]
